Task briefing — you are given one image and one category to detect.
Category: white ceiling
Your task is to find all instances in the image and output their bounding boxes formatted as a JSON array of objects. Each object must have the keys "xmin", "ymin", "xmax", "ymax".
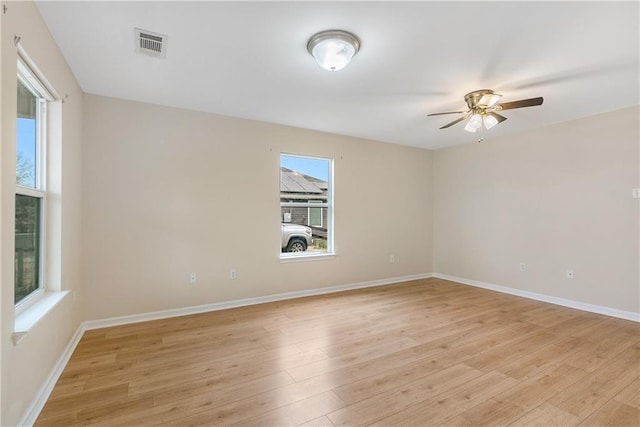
[{"xmin": 36, "ymin": 1, "xmax": 639, "ymax": 149}]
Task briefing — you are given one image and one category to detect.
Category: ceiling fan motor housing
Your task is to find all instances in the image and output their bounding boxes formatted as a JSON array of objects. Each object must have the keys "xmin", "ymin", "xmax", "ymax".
[{"xmin": 464, "ymin": 89, "xmax": 495, "ymax": 110}]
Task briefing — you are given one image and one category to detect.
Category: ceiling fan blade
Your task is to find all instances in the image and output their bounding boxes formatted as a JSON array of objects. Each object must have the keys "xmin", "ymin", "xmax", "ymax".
[
  {"xmin": 427, "ymin": 110, "xmax": 467, "ymax": 116},
  {"xmin": 439, "ymin": 114, "xmax": 469, "ymax": 129},
  {"xmin": 497, "ymin": 97, "xmax": 543, "ymax": 110},
  {"xmin": 487, "ymin": 112, "xmax": 507, "ymax": 123}
]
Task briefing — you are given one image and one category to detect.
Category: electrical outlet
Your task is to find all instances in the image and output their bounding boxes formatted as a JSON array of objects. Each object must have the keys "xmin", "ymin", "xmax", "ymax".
[
  {"xmin": 566, "ymin": 270, "xmax": 574, "ymax": 279},
  {"xmin": 189, "ymin": 273, "xmax": 197, "ymax": 284},
  {"xmin": 633, "ymin": 188, "xmax": 640, "ymax": 199},
  {"xmin": 519, "ymin": 263, "xmax": 526, "ymax": 272},
  {"xmin": 389, "ymin": 255, "xmax": 395, "ymax": 263},
  {"xmin": 230, "ymin": 270, "xmax": 237, "ymax": 280}
]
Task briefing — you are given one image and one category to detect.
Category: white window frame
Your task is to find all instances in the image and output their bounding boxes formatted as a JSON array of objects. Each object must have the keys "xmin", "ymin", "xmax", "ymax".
[
  {"xmin": 280, "ymin": 153, "xmax": 334, "ymax": 259},
  {"xmin": 15, "ymin": 57, "xmax": 52, "ymax": 312}
]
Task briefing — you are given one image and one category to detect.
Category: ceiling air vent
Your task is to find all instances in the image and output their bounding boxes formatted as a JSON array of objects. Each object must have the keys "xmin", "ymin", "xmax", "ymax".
[{"xmin": 134, "ymin": 28, "xmax": 167, "ymax": 59}]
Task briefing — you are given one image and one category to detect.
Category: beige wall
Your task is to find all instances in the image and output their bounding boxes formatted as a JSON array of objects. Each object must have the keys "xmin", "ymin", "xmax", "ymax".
[
  {"xmin": 1, "ymin": 2, "xmax": 84, "ymax": 425},
  {"xmin": 82, "ymin": 94, "xmax": 434, "ymax": 320},
  {"xmin": 434, "ymin": 107, "xmax": 640, "ymax": 313}
]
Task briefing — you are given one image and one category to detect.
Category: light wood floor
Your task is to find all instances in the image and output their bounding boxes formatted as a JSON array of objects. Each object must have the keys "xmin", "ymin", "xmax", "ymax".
[{"xmin": 36, "ymin": 278, "xmax": 639, "ymax": 426}]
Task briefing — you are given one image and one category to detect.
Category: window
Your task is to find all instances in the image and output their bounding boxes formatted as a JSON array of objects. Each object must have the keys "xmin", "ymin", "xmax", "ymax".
[
  {"xmin": 15, "ymin": 59, "xmax": 51, "ymax": 305},
  {"xmin": 308, "ymin": 201, "xmax": 323, "ymax": 227},
  {"xmin": 280, "ymin": 154, "xmax": 333, "ymax": 257}
]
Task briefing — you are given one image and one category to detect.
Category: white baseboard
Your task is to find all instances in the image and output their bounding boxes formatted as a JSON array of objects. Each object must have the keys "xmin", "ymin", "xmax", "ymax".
[
  {"xmin": 433, "ymin": 273, "xmax": 640, "ymax": 322},
  {"xmin": 83, "ymin": 273, "xmax": 434, "ymax": 330},
  {"xmin": 17, "ymin": 324, "xmax": 85, "ymax": 427}
]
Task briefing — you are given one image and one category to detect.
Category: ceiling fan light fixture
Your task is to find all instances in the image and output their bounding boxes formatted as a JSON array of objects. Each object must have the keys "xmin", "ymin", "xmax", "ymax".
[
  {"xmin": 464, "ymin": 114, "xmax": 483, "ymax": 132},
  {"xmin": 307, "ymin": 30, "xmax": 361, "ymax": 71},
  {"xmin": 483, "ymin": 113, "xmax": 499, "ymax": 130}
]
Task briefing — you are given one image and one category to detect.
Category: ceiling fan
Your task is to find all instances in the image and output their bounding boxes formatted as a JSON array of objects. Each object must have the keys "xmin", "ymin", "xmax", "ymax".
[{"xmin": 427, "ymin": 89, "xmax": 543, "ymax": 133}]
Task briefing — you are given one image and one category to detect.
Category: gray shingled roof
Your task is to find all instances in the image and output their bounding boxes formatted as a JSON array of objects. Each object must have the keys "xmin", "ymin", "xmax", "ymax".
[{"xmin": 280, "ymin": 168, "xmax": 324, "ymax": 194}]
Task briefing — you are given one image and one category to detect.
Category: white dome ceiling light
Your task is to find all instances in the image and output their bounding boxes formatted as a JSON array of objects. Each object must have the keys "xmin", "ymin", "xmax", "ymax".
[{"xmin": 307, "ymin": 30, "xmax": 361, "ymax": 72}]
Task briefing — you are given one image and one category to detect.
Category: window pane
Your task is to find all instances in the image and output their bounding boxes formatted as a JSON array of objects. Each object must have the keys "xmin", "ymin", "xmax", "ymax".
[
  {"xmin": 309, "ymin": 204, "xmax": 322, "ymax": 227},
  {"xmin": 16, "ymin": 79, "xmax": 37, "ymax": 188},
  {"xmin": 15, "ymin": 194, "xmax": 41, "ymax": 303},
  {"xmin": 280, "ymin": 154, "xmax": 331, "ymax": 255}
]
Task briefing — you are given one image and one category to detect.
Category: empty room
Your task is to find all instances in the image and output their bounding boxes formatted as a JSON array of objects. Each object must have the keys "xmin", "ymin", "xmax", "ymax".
[{"xmin": 1, "ymin": 1, "xmax": 638, "ymax": 426}]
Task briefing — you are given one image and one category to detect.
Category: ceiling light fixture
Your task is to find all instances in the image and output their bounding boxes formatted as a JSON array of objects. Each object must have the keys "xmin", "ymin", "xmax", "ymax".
[
  {"xmin": 483, "ymin": 113, "xmax": 500, "ymax": 130},
  {"xmin": 464, "ymin": 114, "xmax": 483, "ymax": 132},
  {"xmin": 463, "ymin": 112, "xmax": 501, "ymax": 133},
  {"xmin": 307, "ymin": 30, "xmax": 361, "ymax": 72},
  {"xmin": 463, "ymin": 90, "xmax": 506, "ymax": 132},
  {"xmin": 428, "ymin": 89, "xmax": 543, "ymax": 133}
]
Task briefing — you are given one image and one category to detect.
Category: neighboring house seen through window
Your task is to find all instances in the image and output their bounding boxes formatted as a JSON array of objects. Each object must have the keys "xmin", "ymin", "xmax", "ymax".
[
  {"xmin": 308, "ymin": 201, "xmax": 323, "ymax": 227},
  {"xmin": 280, "ymin": 154, "xmax": 333, "ymax": 257}
]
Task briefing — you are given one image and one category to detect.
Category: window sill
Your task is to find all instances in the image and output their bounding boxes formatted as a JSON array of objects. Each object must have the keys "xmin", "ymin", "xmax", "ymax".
[
  {"xmin": 280, "ymin": 253, "xmax": 336, "ymax": 263},
  {"xmin": 13, "ymin": 290, "xmax": 69, "ymax": 345}
]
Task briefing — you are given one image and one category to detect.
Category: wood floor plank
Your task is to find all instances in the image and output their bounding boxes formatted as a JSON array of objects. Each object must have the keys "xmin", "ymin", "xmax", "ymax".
[
  {"xmin": 151, "ymin": 370, "xmax": 295, "ymax": 407},
  {"xmin": 156, "ymin": 375, "xmax": 339, "ymax": 426},
  {"xmin": 310, "ymin": 319, "xmax": 527, "ymax": 405},
  {"xmin": 508, "ymin": 402, "xmax": 581, "ymax": 426},
  {"xmin": 232, "ymin": 391, "xmax": 345, "ymax": 427},
  {"xmin": 331, "ymin": 351, "xmax": 453, "ymax": 405},
  {"xmin": 73, "ymin": 393, "xmax": 154, "ymax": 425},
  {"xmin": 369, "ymin": 371, "xmax": 518, "ymax": 426},
  {"xmin": 46, "ymin": 379, "xmax": 86, "ymax": 401},
  {"xmin": 563, "ymin": 330, "xmax": 638, "ymax": 372},
  {"xmin": 286, "ymin": 336, "xmax": 417, "ymax": 381},
  {"xmin": 297, "ymin": 415, "xmax": 336, "ymax": 427},
  {"xmin": 294, "ymin": 321, "xmax": 409, "ymax": 354},
  {"xmin": 445, "ymin": 398, "xmax": 526, "ymax": 426},
  {"xmin": 496, "ymin": 338, "xmax": 579, "ymax": 379},
  {"xmin": 614, "ymin": 377, "xmax": 640, "ymax": 409},
  {"xmin": 327, "ymin": 363, "xmax": 483, "ymax": 426},
  {"xmin": 31, "ymin": 411, "xmax": 81, "ymax": 427},
  {"xmin": 126, "ymin": 346, "xmax": 325, "ymax": 395},
  {"xmin": 37, "ymin": 384, "xmax": 129, "ymax": 422},
  {"xmin": 548, "ymin": 343, "xmax": 640, "ymax": 419},
  {"xmin": 330, "ymin": 321, "xmax": 520, "ymax": 405},
  {"xmin": 496, "ymin": 363, "xmax": 588, "ymax": 412},
  {"xmin": 463, "ymin": 329, "xmax": 560, "ymax": 373},
  {"xmin": 578, "ymin": 400, "xmax": 640, "ymax": 426},
  {"xmin": 35, "ymin": 278, "xmax": 640, "ymax": 426},
  {"xmin": 88, "ymin": 371, "xmax": 294, "ymax": 427}
]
